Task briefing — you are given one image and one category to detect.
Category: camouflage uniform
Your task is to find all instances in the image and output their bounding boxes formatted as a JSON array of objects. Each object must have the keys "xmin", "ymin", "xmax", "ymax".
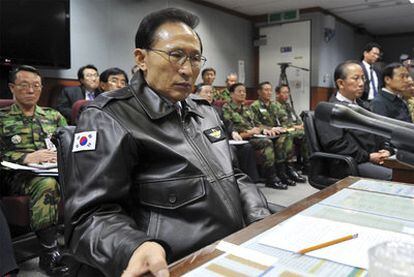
[
  {"xmin": 250, "ymin": 99, "xmax": 294, "ymax": 163},
  {"xmin": 213, "ymin": 87, "xmax": 232, "ymax": 102},
  {"xmin": 0, "ymin": 104, "xmax": 67, "ymax": 230},
  {"xmin": 278, "ymin": 101, "xmax": 309, "ymax": 163},
  {"xmin": 222, "ymin": 101, "xmax": 275, "ymax": 169},
  {"xmin": 407, "ymin": 97, "xmax": 414, "ymax": 123}
]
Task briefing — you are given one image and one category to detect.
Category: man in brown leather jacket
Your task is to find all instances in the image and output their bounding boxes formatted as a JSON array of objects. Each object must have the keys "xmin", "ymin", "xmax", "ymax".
[{"xmin": 64, "ymin": 8, "xmax": 270, "ymax": 277}]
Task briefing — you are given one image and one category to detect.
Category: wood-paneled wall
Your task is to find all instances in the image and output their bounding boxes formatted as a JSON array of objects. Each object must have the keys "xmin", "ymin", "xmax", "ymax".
[
  {"xmin": 310, "ymin": 86, "xmax": 335, "ymax": 110},
  {"xmin": 39, "ymin": 78, "xmax": 80, "ymax": 107}
]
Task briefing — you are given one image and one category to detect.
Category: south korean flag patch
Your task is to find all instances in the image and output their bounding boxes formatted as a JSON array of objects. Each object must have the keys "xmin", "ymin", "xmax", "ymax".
[{"xmin": 72, "ymin": 131, "xmax": 97, "ymax": 152}]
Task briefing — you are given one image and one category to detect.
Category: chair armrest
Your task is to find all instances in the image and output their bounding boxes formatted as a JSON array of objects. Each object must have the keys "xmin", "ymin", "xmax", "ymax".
[{"xmin": 310, "ymin": 152, "xmax": 359, "ymax": 176}]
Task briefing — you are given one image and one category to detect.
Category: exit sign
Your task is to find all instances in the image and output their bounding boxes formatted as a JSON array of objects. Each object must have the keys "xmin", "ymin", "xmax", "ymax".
[{"xmin": 268, "ymin": 10, "xmax": 299, "ymax": 23}]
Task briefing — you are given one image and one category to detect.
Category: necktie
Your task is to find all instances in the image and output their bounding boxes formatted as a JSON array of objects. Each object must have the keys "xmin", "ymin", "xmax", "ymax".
[
  {"xmin": 86, "ymin": 91, "xmax": 95, "ymax": 100},
  {"xmin": 174, "ymin": 103, "xmax": 181, "ymax": 117},
  {"xmin": 370, "ymin": 66, "xmax": 378, "ymax": 97}
]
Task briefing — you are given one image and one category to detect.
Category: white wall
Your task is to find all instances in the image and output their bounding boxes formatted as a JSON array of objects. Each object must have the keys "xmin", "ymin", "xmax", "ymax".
[
  {"xmin": 259, "ymin": 21, "xmax": 311, "ymax": 113},
  {"xmin": 40, "ymin": 0, "xmax": 255, "ymax": 87},
  {"xmin": 301, "ymin": 12, "xmax": 372, "ymax": 88}
]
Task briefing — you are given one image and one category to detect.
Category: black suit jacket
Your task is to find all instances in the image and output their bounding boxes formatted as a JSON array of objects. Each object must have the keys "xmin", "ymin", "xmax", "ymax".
[
  {"xmin": 360, "ymin": 62, "xmax": 382, "ymax": 101},
  {"xmin": 55, "ymin": 86, "xmax": 86, "ymax": 122},
  {"xmin": 371, "ymin": 89, "xmax": 412, "ymax": 123}
]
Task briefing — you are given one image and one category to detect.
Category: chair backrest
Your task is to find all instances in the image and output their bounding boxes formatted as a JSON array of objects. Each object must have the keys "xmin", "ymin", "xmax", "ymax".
[
  {"xmin": 302, "ymin": 111, "xmax": 321, "ymax": 154},
  {"xmin": 212, "ymin": 100, "xmax": 227, "ymax": 108},
  {"xmin": 53, "ymin": 126, "xmax": 76, "ymax": 197},
  {"xmin": 0, "ymin": 99, "xmax": 14, "ymax": 108},
  {"xmin": 71, "ymin": 99, "xmax": 90, "ymax": 125}
]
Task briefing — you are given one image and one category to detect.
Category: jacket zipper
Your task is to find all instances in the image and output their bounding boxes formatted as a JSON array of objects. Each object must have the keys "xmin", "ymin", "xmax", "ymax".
[{"xmin": 179, "ymin": 114, "xmax": 243, "ymax": 223}]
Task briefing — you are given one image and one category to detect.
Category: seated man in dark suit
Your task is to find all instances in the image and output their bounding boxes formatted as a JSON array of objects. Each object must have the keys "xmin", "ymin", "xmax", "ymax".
[
  {"xmin": 99, "ymin": 67, "xmax": 129, "ymax": 93},
  {"xmin": 55, "ymin": 64, "xmax": 100, "ymax": 123},
  {"xmin": 315, "ymin": 60, "xmax": 393, "ymax": 180},
  {"xmin": 371, "ymin": 63, "xmax": 412, "ymax": 123}
]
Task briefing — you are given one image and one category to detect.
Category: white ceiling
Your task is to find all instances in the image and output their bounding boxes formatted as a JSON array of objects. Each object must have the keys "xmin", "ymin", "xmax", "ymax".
[{"xmin": 200, "ymin": 0, "xmax": 414, "ymax": 35}]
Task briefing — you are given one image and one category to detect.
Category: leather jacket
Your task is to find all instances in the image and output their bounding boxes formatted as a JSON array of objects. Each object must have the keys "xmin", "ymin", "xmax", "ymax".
[{"xmin": 64, "ymin": 73, "xmax": 270, "ymax": 276}]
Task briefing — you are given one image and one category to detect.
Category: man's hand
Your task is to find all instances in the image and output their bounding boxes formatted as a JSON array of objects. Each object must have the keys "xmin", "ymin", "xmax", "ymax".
[
  {"xmin": 23, "ymin": 149, "xmax": 57, "ymax": 164},
  {"xmin": 231, "ymin": 131, "xmax": 243, "ymax": 141},
  {"xmin": 370, "ymin": 152, "xmax": 387, "ymax": 165},
  {"xmin": 271, "ymin": 126, "xmax": 286, "ymax": 135},
  {"xmin": 378, "ymin": 149, "xmax": 391, "ymax": 158},
  {"xmin": 294, "ymin": 124, "xmax": 304, "ymax": 130},
  {"xmin": 248, "ymin": 127, "xmax": 261, "ymax": 137},
  {"xmin": 122, "ymin": 241, "xmax": 168, "ymax": 277},
  {"xmin": 263, "ymin": 128, "xmax": 276, "ymax": 137}
]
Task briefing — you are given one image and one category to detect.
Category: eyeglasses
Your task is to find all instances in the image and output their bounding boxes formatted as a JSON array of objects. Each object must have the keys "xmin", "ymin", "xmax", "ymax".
[
  {"xmin": 84, "ymin": 73, "xmax": 99, "ymax": 79},
  {"xmin": 108, "ymin": 78, "xmax": 127, "ymax": 86},
  {"xmin": 148, "ymin": 48, "xmax": 207, "ymax": 68},
  {"xmin": 13, "ymin": 82, "xmax": 42, "ymax": 91}
]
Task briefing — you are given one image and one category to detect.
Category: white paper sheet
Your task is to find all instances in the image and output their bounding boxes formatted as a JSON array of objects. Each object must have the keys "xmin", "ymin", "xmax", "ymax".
[
  {"xmin": 228, "ymin": 140, "xmax": 249, "ymax": 145},
  {"xmin": 258, "ymin": 214, "xmax": 414, "ymax": 269},
  {"xmin": 1, "ymin": 160, "xmax": 58, "ymax": 174}
]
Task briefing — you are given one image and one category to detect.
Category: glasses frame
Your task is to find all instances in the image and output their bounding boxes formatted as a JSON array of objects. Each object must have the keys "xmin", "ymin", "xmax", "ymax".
[
  {"xmin": 12, "ymin": 82, "xmax": 43, "ymax": 91},
  {"xmin": 147, "ymin": 48, "xmax": 207, "ymax": 68}
]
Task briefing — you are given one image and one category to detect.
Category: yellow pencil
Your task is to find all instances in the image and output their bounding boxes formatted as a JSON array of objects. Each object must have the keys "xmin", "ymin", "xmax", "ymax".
[{"xmin": 297, "ymin": 233, "xmax": 358, "ymax": 254}]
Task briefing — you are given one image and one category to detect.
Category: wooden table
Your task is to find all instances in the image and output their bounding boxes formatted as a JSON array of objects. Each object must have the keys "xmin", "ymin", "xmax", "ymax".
[
  {"xmin": 169, "ymin": 176, "xmax": 359, "ymax": 276},
  {"xmin": 383, "ymin": 158, "xmax": 414, "ymax": 184}
]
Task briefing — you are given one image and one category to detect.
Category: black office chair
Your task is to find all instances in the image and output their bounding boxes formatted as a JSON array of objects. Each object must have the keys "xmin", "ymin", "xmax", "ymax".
[
  {"xmin": 53, "ymin": 126, "xmax": 76, "ymax": 201},
  {"xmin": 302, "ymin": 111, "xmax": 359, "ymax": 190}
]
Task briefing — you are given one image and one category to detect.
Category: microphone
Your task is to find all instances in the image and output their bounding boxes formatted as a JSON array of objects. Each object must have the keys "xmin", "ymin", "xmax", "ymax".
[
  {"xmin": 348, "ymin": 104, "xmax": 414, "ymax": 131},
  {"xmin": 315, "ymin": 102, "xmax": 414, "ymax": 152}
]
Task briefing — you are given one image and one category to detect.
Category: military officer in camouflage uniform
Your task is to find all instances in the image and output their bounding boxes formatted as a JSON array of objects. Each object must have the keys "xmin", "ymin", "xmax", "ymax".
[
  {"xmin": 0, "ymin": 65, "xmax": 68, "ymax": 275},
  {"xmin": 251, "ymin": 82, "xmax": 305, "ymax": 184},
  {"xmin": 213, "ymin": 73, "xmax": 237, "ymax": 102},
  {"xmin": 276, "ymin": 84, "xmax": 309, "ymax": 172},
  {"xmin": 197, "ymin": 67, "xmax": 221, "ymax": 101},
  {"xmin": 222, "ymin": 83, "xmax": 288, "ymax": 189}
]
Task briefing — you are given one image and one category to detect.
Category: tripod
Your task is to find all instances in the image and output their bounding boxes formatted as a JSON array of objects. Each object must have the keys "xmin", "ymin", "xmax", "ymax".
[{"xmin": 277, "ymin": 62, "xmax": 309, "ymax": 120}]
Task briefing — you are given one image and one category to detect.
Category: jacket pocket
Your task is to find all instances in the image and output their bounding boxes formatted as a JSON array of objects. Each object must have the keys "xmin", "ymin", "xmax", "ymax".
[{"xmin": 139, "ymin": 176, "xmax": 206, "ymax": 209}]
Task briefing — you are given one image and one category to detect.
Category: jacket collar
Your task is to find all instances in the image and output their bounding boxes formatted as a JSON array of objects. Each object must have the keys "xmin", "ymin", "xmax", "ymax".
[
  {"xmin": 228, "ymin": 101, "xmax": 245, "ymax": 111},
  {"xmin": 9, "ymin": 103, "xmax": 46, "ymax": 116},
  {"xmin": 130, "ymin": 71, "xmax": 204, "ymax": 120},
  {"xmin": 380, "ymin": 88, "xmax": 399, "ymax": 102}
]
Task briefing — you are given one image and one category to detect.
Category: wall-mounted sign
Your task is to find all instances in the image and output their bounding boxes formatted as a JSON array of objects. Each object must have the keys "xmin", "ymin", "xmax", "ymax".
[{"xmin": 280, "ymin": 46, "xmax": 292, "ymax": 53}]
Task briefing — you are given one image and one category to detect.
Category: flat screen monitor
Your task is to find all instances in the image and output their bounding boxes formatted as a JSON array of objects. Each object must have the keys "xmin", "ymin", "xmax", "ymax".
[{"xmin": 0, "ymin": 0, "xmax": 70, "ymax": 68}]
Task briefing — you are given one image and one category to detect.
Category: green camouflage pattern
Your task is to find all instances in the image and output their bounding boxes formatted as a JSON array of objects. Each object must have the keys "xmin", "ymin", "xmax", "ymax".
[
  {"xmin": 222, "ymin": 102, "xmax": 259, "ymax": 133},
  {"xmin": 0, "ymin": 104, "xmax": 66, "ymax": 230},
  {"xmin": 278, "ymin": 101, "xmax": 302, "ymax": 127},
  {"xmin": 222, "ymin": 101, "xmax": 275, "ymax": 168},
  {"xmin": 20, "ymin": 175, "xmax": 61, "ymax": 230},
  {"xmin": 250, "ymin": 99, "xmax": 285, "ymax": 127},
  {"xmin": 0, "ymin": 104, "xmax": 67, "ymax": 163},
  {"xmin": 251, "ymin": 100, "xmax": 294, "ymax": 163},
  {"xmin": 213, "ymin": 87, "xmax": 232, "ymax": 102},
  {"xmin": 407, "ymin": 97, "xmax": 414, "ymax": 122},
  {"xmin": 278, "ymin": 101, "xmax": 309, "ymax": 162}
]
